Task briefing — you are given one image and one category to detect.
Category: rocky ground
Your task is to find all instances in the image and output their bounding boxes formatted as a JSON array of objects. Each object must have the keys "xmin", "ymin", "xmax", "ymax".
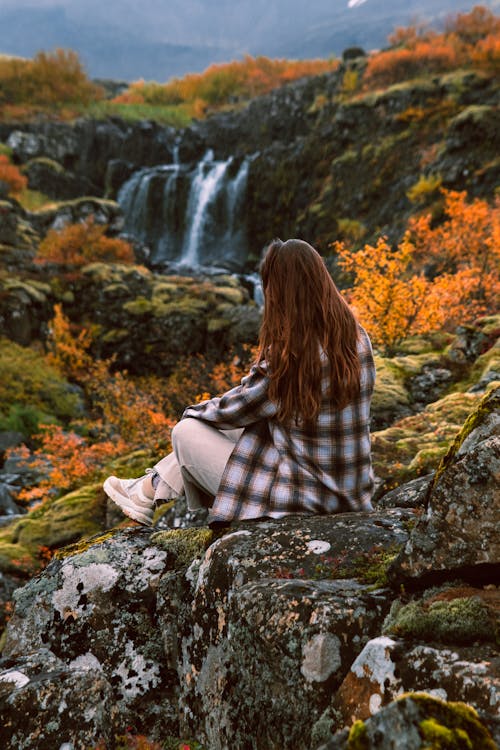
[{"xmin": 0, "ymin": 386, "xmax": 498, "ymax": 749}]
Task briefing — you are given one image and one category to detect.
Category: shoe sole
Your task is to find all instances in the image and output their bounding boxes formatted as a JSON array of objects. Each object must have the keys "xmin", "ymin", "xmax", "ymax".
[{"xmin": 103, "ymin": 477, "xmax": 153, "ymax": 527}]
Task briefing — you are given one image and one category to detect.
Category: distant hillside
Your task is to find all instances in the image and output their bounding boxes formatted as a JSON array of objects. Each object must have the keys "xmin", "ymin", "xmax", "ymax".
[{"xmin": 0, "ymin": 0, "xmax": 496, "ymax": 80}]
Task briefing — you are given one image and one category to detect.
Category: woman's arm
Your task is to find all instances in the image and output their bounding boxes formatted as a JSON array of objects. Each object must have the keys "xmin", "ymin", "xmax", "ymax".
[{"xmin": 182, "ymin": 363, "xmax": 277, "ymax": 429}]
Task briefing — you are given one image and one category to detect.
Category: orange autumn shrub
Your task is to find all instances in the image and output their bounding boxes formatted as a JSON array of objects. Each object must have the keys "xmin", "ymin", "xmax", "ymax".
[
  {"xmin": 0, "ymin": 49, "xmax": 103, "ymax": 108},
  {"xmin": 363, "ymin": 41, "xmax": 459, "ymax": 89},
  {"xmin": 336, "ymin": 237, "xmax": 442, "ymax": 352},
  {"xmin": 17, "ymin": 425, "xmax": 126, "ymax": 504},
  {"xmin": 364, "ymin": 6, "xmax": 500, "ymax": 89},
  {"xmin": 446, "ymin": 5, "xmax": 500, "ymax": 45},
  {"xmin": 46, "ymin": 303, "xmax": 95, "ymax": 382},
  {"xmin": 471, "ymin": 33, "xmax": 500, "ymax": 73},
  {"xmin": 0, "ymin": 154, "xmax": 27, "ymax": 195},
  {"xmin": 409, "ymin": 190, "xmax": 500, "ymax": 309},
  {"xmin": 335, "ymin": 189, "xmax": 500, "ymax": 352},
  {"xmin": 114, "ymin": 55, "xmax": 339, "ymax": 112},
  {"xmin": 37, "ymin": 217, "xmax": 135, "ymax": 266}
]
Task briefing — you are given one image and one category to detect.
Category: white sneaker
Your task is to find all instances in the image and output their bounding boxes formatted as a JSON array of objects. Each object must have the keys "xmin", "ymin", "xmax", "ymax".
[{"xmin": 103, "ymin": 472, "xmax": 155, "ymax": 526}]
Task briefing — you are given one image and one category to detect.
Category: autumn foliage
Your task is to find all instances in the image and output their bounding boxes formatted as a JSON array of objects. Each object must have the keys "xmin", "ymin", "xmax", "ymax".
[
  {"xmin": 15, "ymin": 301, "xmax": 257, "ymax": 505},
  {"xmin": 0, "ymin": 49, "xmax": 103, "ymax": 116},
  {"xmin": 0, "ymin": 154, "xmax": 27, "ymax": 195},
  {"xmin": 336, "ymin": 190, "xmax": 500, "ymax": 352},
  {"xmin": 364, "ymin": 5, "xmax": 500, "ymax": 88},
  {"xmin": 37, "ymin": 217, "xmax": 135, "ymax": 266},
  {"xmin": 114, "ymin": 55, "xmax": 339, "ymax": 116}
]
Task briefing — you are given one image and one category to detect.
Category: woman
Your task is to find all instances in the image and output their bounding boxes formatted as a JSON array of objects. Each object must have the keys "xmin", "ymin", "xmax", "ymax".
[{"xmin": 103, "ymin": 238, "xmax": 376, "ymax": 527}]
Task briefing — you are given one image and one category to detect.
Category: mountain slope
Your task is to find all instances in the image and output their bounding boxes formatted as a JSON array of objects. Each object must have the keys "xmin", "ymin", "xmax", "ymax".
[{"xmin": 0, "ymin": 0, "xmax": 495, "ymax": 80}]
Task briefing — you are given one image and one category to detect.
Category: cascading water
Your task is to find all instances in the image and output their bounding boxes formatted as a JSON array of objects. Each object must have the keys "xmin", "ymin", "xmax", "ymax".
[{"xmin": 118, "ymin": 151, "xmax": 249, "ymax": 271}]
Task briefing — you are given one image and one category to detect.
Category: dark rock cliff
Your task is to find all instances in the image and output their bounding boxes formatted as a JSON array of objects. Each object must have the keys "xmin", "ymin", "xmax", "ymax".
[{"xmin": 2, "ymin": 65, "xmax": 498, "ymax": 258}]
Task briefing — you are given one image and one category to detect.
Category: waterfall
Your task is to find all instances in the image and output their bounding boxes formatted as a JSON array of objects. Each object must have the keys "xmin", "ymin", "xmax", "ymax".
[{"xmin": 118, "ymin": 152, "xmax": 249, "ymax": 271}]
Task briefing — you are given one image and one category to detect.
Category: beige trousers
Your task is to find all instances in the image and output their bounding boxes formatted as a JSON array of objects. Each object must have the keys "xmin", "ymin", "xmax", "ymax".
[{"xmin": 153, "ymin": 419, "xmax": 243, "ymax": 510}]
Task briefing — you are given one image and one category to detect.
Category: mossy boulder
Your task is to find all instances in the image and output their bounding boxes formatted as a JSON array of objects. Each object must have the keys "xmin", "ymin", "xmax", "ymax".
[
  {"xmin": 383, "ymin": 585, "xmax": 499, "ymax": 646},
  {"xmin": 321, "ymin": 692, "xmax": 497, "ymax": 749},
  {"xmin": 371, "ymin": 389, "xmax": 485, "ymax": 493},
  {"xmin": 66, "ymin": 265, "xmax": 258, "ymax": 374},
  {"xmin": 0, "ymin": 482, "xmax": 106, "ymax": 577},
  {"xmin": 389, "ymin": 386, "xmax": 500, "ymax": 583},
  {"xmin": 23, "ymin": 156, "xmax": 98, "ymax": 201}
]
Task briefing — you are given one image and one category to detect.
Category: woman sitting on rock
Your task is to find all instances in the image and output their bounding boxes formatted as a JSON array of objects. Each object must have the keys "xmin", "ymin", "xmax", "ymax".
[{"xmin": 103, "ymin": 238, "xmax": 376, "ymax": 527}]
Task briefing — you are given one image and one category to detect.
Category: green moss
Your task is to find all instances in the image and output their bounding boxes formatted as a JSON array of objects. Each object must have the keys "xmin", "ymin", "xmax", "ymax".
[
  {"xmin": 151, "ymin": 527, "xmax": 213, "ymax": 567},
  {"xmin": 122, "ymin": 296, "xmax": 154, "ymax": 315},
  {"xmin": 419, "ymin": 718, "xmax": 472, "ymax": 749},
  {"xmin": 372, "ymin": 390, "xmax": 485, "ymax": 488},
  {"xmin": 0, "ymin": 482, "xmax": 106, "ymax": 575},
  {"xmin": 3, "ymin": 277, "xmax": 50, "ymax": 303},
  {"xmin": 0, "ymin": 338, "xmax": 83, "ymax": 424},
  {"xmin": 347, "ymin": 719, "xmax": 368, "ymax": 750},
  {"xmin": 54, "ymin": 528, "xmax": 120, "ymax": 559},
  {"xmin": 350, "ymin": 543, "xmax": 402, "ymax": 587},
  {"xmin": 372, "ymin": 355, "xmax": 410, "ymax": 412},
  {"xmin": 0, "ymin": 142, "xmax": 13, "ymax": 158},
  {"xmin": 157, "ymin": 297, "xmax": 209, "ymax": 317},
  {"xmin": 101, "ymin": 327, "xmax": 129, "ymax": 343},
  {"xmin": 82, "ymin": 262, "xmax": 151, "ymax": 285},
  {"xmin": 207, "ymin": 317, "xmax": 231, "ymax": 333},
  {"xmin": 24, "ymin": 156, "xmax": 64, "ymax": 174},
  {"xmin": 406, "ymin": 693, "xmax": 497, "ymax": 750},
  {"xmin": 383, "ymin": 596, "xmax": 496, "ymax": 645},
  {"xmin": 213, "ymin": 285, "xmax": 245, "ymax": 305},
  {"xmin": 432, "ymin": 385, "xmax": 500, "ymax": 485}
]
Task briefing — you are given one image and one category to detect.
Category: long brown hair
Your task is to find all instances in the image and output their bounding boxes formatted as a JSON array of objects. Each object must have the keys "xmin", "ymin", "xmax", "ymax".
[{"xmin": 257, "ymin": 238, "xmax": 361, "ymax": 425}]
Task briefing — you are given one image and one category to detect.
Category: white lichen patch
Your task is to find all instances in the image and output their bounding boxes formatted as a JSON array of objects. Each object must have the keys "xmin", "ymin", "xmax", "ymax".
[
  {"xmin": 369, "ymin": 693, "xmax": 382, "ymax": 714},
  {"xmin": 307, "ymin": 540, "xmax": 331, "ymax": 555},
  {"xmin": 114, "ymin": 641, "xmax": 161, "ymax": 701},
  {"xmin": 0, "ymin": 670, "xmax": 30, "ymax": 689},
  {"xmin": 350, "ymin": 636, "xmax": 402, "ymax": 710},
  {"xmin": 301, "ymin": 633, "xmax": 342, "ymax": 683},
  {"xmin": 127, "ymin": 547, "xmax": 168, "ymax": 592},
  {"xmin": 53, "ymin": 562, "xmax": 120, "ymax": 617},
  {"xmin": 68, "ymin": 652, "xmax": 103, "ymax": 672}
]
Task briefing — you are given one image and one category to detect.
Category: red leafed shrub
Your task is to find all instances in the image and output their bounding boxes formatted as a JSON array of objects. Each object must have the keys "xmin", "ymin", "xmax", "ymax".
[
  {"xmin": 36, "ymin": 217, "xmax": 135, "ymax": 266},
  {"xmin": 0, "ymin": 154, "xmax": 27, "ymax": 195}
]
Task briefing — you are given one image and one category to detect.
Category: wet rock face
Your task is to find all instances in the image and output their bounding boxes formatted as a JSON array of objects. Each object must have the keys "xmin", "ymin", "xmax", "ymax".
[{"xmin": 6, "ymin": 119, "xmax": 176, "ymax": 190}]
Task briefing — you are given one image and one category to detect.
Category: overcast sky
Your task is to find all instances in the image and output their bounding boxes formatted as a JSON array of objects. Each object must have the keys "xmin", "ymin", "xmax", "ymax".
[{"xmin": 0, "ymin": 0, "xmax": 495, "ymax": 80}]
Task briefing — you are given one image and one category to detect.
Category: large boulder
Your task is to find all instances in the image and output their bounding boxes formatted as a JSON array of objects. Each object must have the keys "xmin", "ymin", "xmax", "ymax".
[
  {"xmin": 2, "ymin": 527, "xmax": 180, "ymax": 739},
  {"xmin": 1, "ymin": 510, "xmax": 413, "ymax": 748},
  {"xmin": 319, "ymin": 692, "xmax": 498, "ymax": 750},
  {"xmin": 389, "ymin": 386, "xmax": 500, "ymax": 583}
]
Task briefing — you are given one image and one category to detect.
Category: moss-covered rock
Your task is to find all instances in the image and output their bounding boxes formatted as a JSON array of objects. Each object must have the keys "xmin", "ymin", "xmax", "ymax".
[
  {"xmin": 0, "ymin": 338, "xmax": 83, "ymax": 432},
  {"xmin": 383, "ymin": 587, "xmax": 498, "ymax": 645},
  {"xmin": 389, "ymin": 386, "xmax": 500, "ymax": 583},
  {"xmin": 322, "ymin": 692, "xmax": 497, "ymax": 749},
  {"xmin": 151, "ymin": 527, "xmax": 213, "ymax": 567},
  {"xmin": 0, "ymin": 482, "xmax": 106, "ymax": 576},
  {"xmin": 371, "ymin": 390, "xmax": 485, "ymax": 492}
]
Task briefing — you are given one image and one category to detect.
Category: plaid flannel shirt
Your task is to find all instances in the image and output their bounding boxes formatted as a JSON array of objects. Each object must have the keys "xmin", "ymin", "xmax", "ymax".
[{"xmin": 182, "ymin": 326, "xmax": 376, "ymax": 523}]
